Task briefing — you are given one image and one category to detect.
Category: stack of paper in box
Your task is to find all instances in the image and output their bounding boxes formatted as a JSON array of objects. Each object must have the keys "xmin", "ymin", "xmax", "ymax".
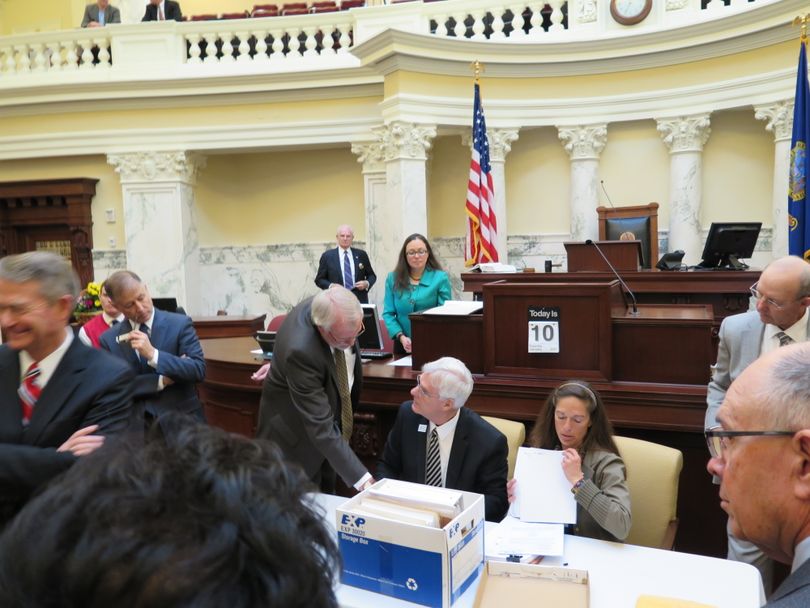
[{"xmin": 337, "ymin": 479, "xmax": 486, "ymax": 607}]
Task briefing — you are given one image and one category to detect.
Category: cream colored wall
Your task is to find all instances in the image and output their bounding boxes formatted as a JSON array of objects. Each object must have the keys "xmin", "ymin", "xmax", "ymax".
[
  {"xmin": 703, "ymin": 109, "xmax": 773, "ymax": 226},
  {"xmin": 427, "ymin": 135, "xmax": 469, "ymax": 238},
  {"xmin": 600, "ymin": 120, "xmax": 670, "ymax": 226},
  {"xmin": 195, "ymin": 148, "xmax": 365, "ymax": 247},
  {"xmin": 506, "ymin": 127, "xmax": 570, "ymax": 235},
  {"xmin": 1, "ymin": 0, "xmax": 72, "ymax": 34},
  {"xmin": 0, "ymin": 155, "xmax": 125, "ymax": 250}
]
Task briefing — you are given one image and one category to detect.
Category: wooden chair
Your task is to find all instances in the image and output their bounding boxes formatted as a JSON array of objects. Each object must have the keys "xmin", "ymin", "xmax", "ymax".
[
  {"xmin": 614, "ymin": 436, "xmax": 683, "ymax": 549},
  {"xmin": 340, "ymin": 0, "xmax": 365, "ymax": 9},
  {"xmin": 267, "ymin": 314, "xmax": 287, "ymax": 331},
  {"xmin": 597, "ymin": 202, "xmax": 659, "ymax": 270},
  {"xmin": 220, "ymin": 11, "xmax": 250, "ymax": 19},
  {"xmin": 480, "ymin": 416, "xmax": 526, "ymax": 480}
]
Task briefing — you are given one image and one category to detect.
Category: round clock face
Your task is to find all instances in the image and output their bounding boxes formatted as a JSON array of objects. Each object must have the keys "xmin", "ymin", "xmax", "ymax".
[{"xmin": 610, "ymin": 0, "xmax": 652, "ymax": 26}]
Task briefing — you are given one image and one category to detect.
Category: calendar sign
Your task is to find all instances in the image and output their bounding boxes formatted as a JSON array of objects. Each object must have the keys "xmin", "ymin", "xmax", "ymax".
[{"xmin": 528, "ymin": 306, "xmax": 560, "ymax": 353}]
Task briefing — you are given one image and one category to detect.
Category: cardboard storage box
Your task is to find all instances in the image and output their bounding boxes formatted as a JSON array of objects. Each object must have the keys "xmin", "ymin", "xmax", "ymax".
[
  {"xmin": 336, "ymin": 479, "xmax": 485, "ymax": 608},
  {"xmin": 474, "ymin": 560, "xmax": 589, "ymax": 607}
]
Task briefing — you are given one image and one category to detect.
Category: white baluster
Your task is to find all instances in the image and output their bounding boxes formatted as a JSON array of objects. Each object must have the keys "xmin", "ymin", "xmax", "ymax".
[
  {"xmin": 29, "ymin": 44, "xmax": 46, "ymax": 72},
  {"xmin": 65, "ymin": 41, "xmax": 79, "ymax": 69},
  {"xmin": 187, "ymin": 34, "xmax": 202, "ymax": 64},
  {"xmin": 0, "ymin": 47, "xmax": 12, "ymax": 74},
  {"xmin": 253, "ymin": 30, "xmax": 269, "ymax": 61},
  {"xmin": 508, "ymin": 4, "xmax": 527, "ymax": 39},
  {"xmin": 236, "ymin": 31, "xmax": 251, "ymax": 62},
  {"xmin": 78, "ymin": 39, "xmax": 93, "ymax": 69},
  {"xmin": 270, "ymin": 29, "xmax": 285, "ymax": 61},
  {"xmin": 452, "ymin": 11, "xmax": 466, "ymax": 38},
  {"xmin": 548, "ymin": 0, "xmax": 564, "ymax": 33},
  {"xmin": 301, "ymin": 26, "xmax": 317, "ymax": 58},
  {"xmin": 338, "ymin": 25, "xmax": 351, "ymax": 52},
  {"xmin": 221, "ymin": 32, "xmax": 236, "ymax": 62},
  {"xmin": 96, "ymin": 38, "xmax": 111, "ymax": 66},
  {"xmin": 434, "ymin": 14, "xmax": 447, "ymax": 37},
  {"xmin": 490, "ymin": 8, "xmax": 506, "ymax": 40},
  {"xmin": 527, "ymin": 3, "xmax": 543, "ymax": 38},
  {"xmin": 287, "ymin": 27, "xmax": 302, "ymax": 58},
  {"xmin": 50, "ymin": 42, "xmax": 63, "ymax": 70},
  {"xmin": 320, "ymin": 25, "xmax": 337, "ymax": 57},
  {"xmin": 16, "ymin": 45, "xmax": 31, "ymax": 73},
  {"xmin": 470, "ymin": 10, "xmax": 486, "ymax": 40},
  {"xmin": 203, "ymin": 33, "xmax": 219, "ymax": 63}
]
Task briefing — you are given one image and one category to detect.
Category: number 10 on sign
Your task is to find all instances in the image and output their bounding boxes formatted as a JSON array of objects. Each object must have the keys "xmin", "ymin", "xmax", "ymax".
[{"xmin": 528, "ymin": 306, "xmax": 560, "ymax": 353}]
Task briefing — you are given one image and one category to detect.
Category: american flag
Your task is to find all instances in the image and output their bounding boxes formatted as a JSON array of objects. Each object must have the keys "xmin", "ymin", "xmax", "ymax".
[{"xmin": 465, "ymin": 83, "xmax": 499, "ymax": 265}]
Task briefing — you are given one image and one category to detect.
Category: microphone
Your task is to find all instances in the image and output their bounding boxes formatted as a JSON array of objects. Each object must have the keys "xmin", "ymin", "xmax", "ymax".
[
  {"xmin": 600, "ymin": 180, "xmax": 615, "ymax": 208},
  {"xmin": 585, "ymin": 239, "xmax": 639, "ymax": 316}
]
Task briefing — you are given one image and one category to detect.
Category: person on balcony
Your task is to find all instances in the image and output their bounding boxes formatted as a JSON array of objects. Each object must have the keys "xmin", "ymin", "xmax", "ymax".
[
  {"xmin": 142, "ymin": 0, "xmax": 183, "ymax": 22},
  {"xmin": 81, "ymin": 0, "xmax": 121, "ymax": 28}
]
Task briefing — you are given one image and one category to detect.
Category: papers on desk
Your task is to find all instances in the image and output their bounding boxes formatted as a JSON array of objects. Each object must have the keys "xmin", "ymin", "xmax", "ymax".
[
  {"xmin": 509, "ymin": 447, "xmax": 577, "ymax": 524},
  {"xmin": 423, "ymin": 300, "xmax": 484, "ymax": 315},
  {"xmin": 486, "ymin": 516, "xmax": 564, "ymax": 559},
  {"xmin": 388, "ymin": 355, "xmax": 412, "ymax": 366}
]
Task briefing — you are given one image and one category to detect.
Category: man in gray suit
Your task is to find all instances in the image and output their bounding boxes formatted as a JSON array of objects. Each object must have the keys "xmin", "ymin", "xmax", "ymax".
[
  {"xmin": 256, "ymin": 286, "xmax": 373, "ymax": 493},
  {"xmin": 707, "ymin": 255, "xmax": 810, "ymax": 592},
  {"xmin": 81, "ymin": 0, "xmax": 121, "ymax": 27},
  {"xmin": 707, "ymin": 342, "xmax": 810, "ymax": 607}
]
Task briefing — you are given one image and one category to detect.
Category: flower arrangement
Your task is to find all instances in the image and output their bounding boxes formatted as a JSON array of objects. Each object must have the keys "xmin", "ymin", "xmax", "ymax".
[{"xmin": 75, "ymin": 281, "xmax": 103, "ymax": 314}]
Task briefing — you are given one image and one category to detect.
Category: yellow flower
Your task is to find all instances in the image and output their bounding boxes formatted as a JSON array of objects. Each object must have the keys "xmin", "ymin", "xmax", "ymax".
[
  {"xmin": 86, "ymin": 282, "xmax": 101, "ymax": 297},
  {"xmin": 94, "ymin": 299, "xmax": 101, "ymax": 308}
]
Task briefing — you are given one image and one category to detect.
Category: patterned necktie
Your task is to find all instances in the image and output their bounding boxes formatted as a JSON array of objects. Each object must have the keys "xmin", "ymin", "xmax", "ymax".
[
  {"xmin": 425, "ymin": 428, "xmax": 442, "ymax": 487},
  {"xmin": 776, "ymin": 331, "xmax": 794, "ymax": 347},
  {"xmin": 18, "ymin": 362, "xmax": 41, "ymax": 427},
  {"xmin": 333, "ymin": 349, "xmax": 353, "ymax": 441},
  {"xmin": 343, "ymin": 250, "xmax": 353, "ymax": 289}
]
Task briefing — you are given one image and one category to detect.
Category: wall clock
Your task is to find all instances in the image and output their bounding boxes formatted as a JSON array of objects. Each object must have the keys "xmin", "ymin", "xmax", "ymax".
[{"xmin": 610, "ymin": 0, "xmax": 653, "ymax": 26}]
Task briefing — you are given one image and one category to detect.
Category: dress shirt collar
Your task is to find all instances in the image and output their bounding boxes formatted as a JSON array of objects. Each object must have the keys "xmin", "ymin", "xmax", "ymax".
[
  {"xmin": 129, "ymin": 308, "xmax": 156, "ymax": 333},
  {"xmin": 103, "ymin": 311, "xmax": 125, "ymax": 326},
  {"xmin": 339, "ymin": 246, "xmax": 353, "ymax": 256},
  {"xmin": 764, "ymin": 307, "xmax": 810, "ymax": 345},
  {"xmin": 19, "ymin": 327, "xmax": 73, "ymax": 388},
  {"xmin": 429, "ymin": 407, "xmax": 460, "ymax": 440},
  {"xmin": 793, "ymin": 535, "xmax": 810, "ymax": 573}
]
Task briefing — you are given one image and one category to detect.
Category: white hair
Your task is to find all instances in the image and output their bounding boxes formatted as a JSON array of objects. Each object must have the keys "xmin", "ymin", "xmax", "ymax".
[
  {"xmin": 421, "ymin": 357, "xmax": 474, "ymax": 410},
  {"xmin": 311, "ymin": 285, "xmax": 361, "ymax": 330},
  {"xmin": 759, "ymin": 342, "xmax": 810, "ymax": 430}
]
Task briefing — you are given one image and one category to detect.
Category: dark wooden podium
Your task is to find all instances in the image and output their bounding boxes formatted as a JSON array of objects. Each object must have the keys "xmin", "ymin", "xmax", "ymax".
[{"xmin": 565, "ymin": 240, "xmax": 643, "ymax": 272}]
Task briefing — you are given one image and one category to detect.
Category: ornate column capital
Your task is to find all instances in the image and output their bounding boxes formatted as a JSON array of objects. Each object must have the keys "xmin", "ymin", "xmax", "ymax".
[
  {"xmin": 351, "ymin": 141, "xmax": 386, "ymax": 173},
  {"xmin": 575, "ymin": 0, "xmax": 597, "ymax": 23},
  {"xmin": 461, "ymin": 128, "xmax": 520, "ymax": 162},
  {"xmin": 557, "ymin": 124, "xmax": 607, "ymax": 160},
  {"xmin": 656, "ymin": 114, "xmax": 711, "ymax": 153},
  {"xmin": 107, "ymin": 151, "xmax": 206, "ymax": 184},
  {"xmin": 372, "ymin": 121, "xmax": 437, "ymax": 162},
  {"xmin": 754, "ymin": 101, "xmax": 794, "ymax": 142}
]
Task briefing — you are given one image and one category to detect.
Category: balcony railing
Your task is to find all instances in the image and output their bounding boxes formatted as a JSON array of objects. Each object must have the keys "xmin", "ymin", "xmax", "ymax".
[{"xmin": 0, "ymin": 0, "xmax": 784, "ymax": 81}]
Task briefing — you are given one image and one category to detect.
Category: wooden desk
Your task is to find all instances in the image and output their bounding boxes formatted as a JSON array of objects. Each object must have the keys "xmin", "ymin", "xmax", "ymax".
[
  {"xmin": 200, "ymin": 336, "xmax": 725, "ymax": 559},
  {"xmin": 192, "ymin": 314, "xmax": 266, "ymax": 339}
]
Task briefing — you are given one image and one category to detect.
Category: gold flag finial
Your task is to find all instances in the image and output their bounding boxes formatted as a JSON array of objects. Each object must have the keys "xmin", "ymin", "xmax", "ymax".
[
  {"xmin": 793, "ymin": 13, "xmax": 810, "ymax": 44},
  {"xmin": 471, "ymin": 60, "xmax": 484, "ymax": 85}
]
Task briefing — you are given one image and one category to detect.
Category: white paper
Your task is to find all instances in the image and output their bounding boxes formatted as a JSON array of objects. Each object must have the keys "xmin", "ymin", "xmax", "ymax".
[
  {"xmin": 422, "ymin": 300, "xmax": 484, "ymax": 315},
  {"xmin": 510, "ymin": 447, "xmax": 577, "ymax": 524},
  {"xmin": 388, "ymin": 355, "xmax": 413, "ymax": 367},
  {"xmin": 486, "ymin": 516, "xmax": 565, "ymax": 558}
]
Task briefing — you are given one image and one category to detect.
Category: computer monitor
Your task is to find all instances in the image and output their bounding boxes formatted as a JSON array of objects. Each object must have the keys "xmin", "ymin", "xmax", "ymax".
[
  {"xmin": 359, "ymin": 304, "xmax": 384, "ymax": 350},
  {"xmin": 697, "ymin": 222, "xmax": 761, "ymax": 270},
  {"xmin": 152, "ymin": 297, "xmax": 179, "ymax": 313}
]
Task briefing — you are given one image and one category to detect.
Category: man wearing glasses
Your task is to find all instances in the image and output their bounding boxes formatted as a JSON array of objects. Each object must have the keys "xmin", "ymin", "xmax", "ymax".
[
  {"xmin": 706, "ymin": 342, "xmax": 810, "ymax": 606},
  {"xmin": 376, "ymin": 356, "xmax": 508, "ymax": 522},
  {"xmin": 256, "ymin": 285, "xmax": 373, "ymax": 494},
  {"xmin": 707, "ymin": 255, "xmax": 810, "ymax": 591}
]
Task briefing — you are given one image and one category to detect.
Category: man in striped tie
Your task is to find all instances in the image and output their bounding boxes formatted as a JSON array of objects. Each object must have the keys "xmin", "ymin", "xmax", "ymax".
[
  {"xmin": 314, "ymin": 224, "xmax": 377, "ymax": 304},
  {"xmin": 0, "ymin": 252, "xmax": 134, "ymax": 527},
  {"xmin": 376, "ymin": 356, "xmax": 508, "ymax": 522},
  {"xmin": 706, "ymin": 255, "xmax": 810, "ymax": 593}
]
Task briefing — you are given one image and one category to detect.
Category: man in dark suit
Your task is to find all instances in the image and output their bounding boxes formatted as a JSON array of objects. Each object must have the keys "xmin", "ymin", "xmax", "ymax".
[
  {"xmin": 100, "ymin": 270, "xmax": 205, "ymax": 432},
  {"xmin": 81, "ymin": 0, "xmax": 121, "ymax": 27},
  {"xmin": 315, "ymin": 224, "xmax": 377, "ymax": 304},
  {"xmin": 707, "ymin": 342, "xmax": 810, "ymax": 607},
  {"xmin": 0, "ymin": 252, "xmax": 134, "ymax": 526},
  {"xmin": 256, "ymin": 286, "xmax": 372, "ymax": 493},
  {"xmin": 142, "ymin": 0, "xmax": 183, "ymax": 22},
  {"xmin": 377, "ymin": 357, "xmax": 508, "ymax": 522}
]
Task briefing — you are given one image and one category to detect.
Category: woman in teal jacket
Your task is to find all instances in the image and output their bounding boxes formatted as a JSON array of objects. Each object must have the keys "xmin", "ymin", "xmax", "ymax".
[{"xmin": 383, "ymin": 233, "xmax": 452, "ymax": 354}]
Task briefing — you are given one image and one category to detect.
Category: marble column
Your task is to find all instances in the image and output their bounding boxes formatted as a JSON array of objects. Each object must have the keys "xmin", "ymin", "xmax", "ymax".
[
  {"xmin": 657, "ymin": 114, "xmax": 711, "ymax": 264},
  {"xmin": 557, "ymin": 124, "xmax": 607, "ymax": 241},
  {"xmin": 351, "ymin": 140, "xmax": 387, "ymax": 310},
  {"xmin": 755, "ymin": 100, "xmax": 793, "ymax": 259},
  {"xmin": 358, "ymin": 121, "xmax": 437, "ymax": 277},
  {"xmin": 107, "ymin": 151, "xmax": 206, "ymax": 315},
  {"xmin": 461, "ymin": 128, "xmax": 520, "ymax": 262}
]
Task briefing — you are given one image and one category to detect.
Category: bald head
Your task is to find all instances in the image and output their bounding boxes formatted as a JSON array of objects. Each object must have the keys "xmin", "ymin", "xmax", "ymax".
[
  {"xmin": 753, "ymin": 256, "xmax": 810, "ymax": 330},
  {"xmin": 336, "ymin": 225, "xmax": 354, "ymax": 250}
]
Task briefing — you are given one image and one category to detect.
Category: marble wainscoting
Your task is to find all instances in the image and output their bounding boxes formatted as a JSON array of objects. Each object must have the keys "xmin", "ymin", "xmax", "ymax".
[{"xmin": 91, "ymin": 226, "xmax": 772, "ymax": 319}]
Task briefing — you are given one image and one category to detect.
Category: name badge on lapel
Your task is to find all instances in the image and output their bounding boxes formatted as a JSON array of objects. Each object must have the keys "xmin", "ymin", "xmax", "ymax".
[{"xmin": 418, "ymin": 424, "xmax": 427, "ymax": 433}]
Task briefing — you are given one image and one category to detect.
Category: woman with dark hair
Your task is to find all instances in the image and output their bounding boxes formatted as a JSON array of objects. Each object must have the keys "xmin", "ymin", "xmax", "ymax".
[
  {"xmin": 509, "ymin": 380, "xmax": 631, "ymax": 542},
  {"xmin": 383, "ymin": 233, "xmax": 452, "ymax": 354}
]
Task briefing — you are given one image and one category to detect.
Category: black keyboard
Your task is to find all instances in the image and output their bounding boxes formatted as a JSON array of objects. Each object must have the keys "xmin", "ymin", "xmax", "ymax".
[{"xmin": 360, "ymin": 350, "xmax": 393, "ymax": 360}]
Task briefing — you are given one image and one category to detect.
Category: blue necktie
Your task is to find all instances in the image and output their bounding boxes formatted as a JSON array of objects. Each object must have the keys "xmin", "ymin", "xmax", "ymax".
[{"xmin": 343, "ymin": 250, "xmax": 353, "ymax": 289}]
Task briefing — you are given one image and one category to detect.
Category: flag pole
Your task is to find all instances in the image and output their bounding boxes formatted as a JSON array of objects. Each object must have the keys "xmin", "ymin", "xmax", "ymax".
[{"xmin": 793, "ymin": 13, "xmax": 810, "ymax": 44}]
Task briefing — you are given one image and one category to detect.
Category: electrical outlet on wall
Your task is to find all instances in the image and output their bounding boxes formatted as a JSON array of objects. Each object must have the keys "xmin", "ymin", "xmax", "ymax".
[
  {"xmin": 105, "ymin": 209, "xmax": 115, "ymax": 223},
  {"xmin": 108, "ymin": 237, "xmax": 116, "ymax": 248}
]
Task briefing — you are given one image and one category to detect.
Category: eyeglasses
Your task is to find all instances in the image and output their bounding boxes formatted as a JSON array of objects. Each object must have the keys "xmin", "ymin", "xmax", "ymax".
[
  {"xmin": 406, "ymin": 249, "xmax": 428, "ymax": 257},
  {"xmin": 749, "ymin": 282, "xmax": 802, "ymax": 310},
  {"xmin": 325, "ymin": 320, "xmax": 365, "ymax": 344},
  {"xmin": 415, "ymin": 374, "xmax": 439, "ymax": 399},
  {"xmin": 555, "ymin": 411, "xmax": 587, "ymax": 425},
  {"xmin": 705, "ymin": 428, "xmax": 795, "ymax": 460}
]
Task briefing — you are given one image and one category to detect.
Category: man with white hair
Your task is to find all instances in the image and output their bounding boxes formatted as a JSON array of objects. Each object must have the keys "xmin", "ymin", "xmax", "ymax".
[
  {"xmin": 256, "ymin": 286, "xmax": 372, "ymax": 493},
  {"xmin": 707, "ymin": 342, "xmax": 810, "ymax": 606},
  {"xmin": 314, "ymin": 224, "xmax": 376, "ymax": 304},
  {"xmin": 377, "ymin": 357, "xmax": 509, "ymax": 521}
]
